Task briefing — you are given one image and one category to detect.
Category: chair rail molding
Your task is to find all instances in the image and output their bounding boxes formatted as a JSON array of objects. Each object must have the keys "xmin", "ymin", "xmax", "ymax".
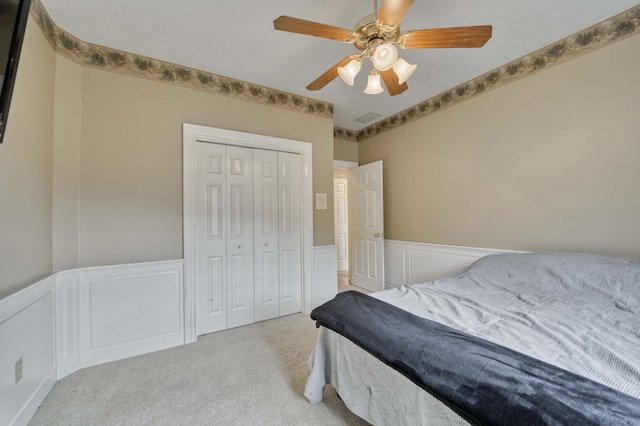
[{"xmin": 384, "ymin": 240, "xmax": 516, "ymax": 288}]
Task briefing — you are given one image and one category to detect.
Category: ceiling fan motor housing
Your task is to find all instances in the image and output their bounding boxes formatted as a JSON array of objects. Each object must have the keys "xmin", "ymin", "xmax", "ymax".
[{"xmin": 352, "ymin": 13, "xmax": 401, "ymax": 52}]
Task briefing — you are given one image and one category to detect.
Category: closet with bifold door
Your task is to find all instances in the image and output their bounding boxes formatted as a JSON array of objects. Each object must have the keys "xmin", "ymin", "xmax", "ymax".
[{"xmin": 195, "ymin": 141, "xmax": 302, "ymax": 335}]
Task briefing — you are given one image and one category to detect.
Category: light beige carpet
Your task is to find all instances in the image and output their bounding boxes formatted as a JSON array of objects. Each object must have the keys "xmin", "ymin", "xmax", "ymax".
[{"xmin": 29, "ymin": 314, "xmax": 369, "ymax": 425}]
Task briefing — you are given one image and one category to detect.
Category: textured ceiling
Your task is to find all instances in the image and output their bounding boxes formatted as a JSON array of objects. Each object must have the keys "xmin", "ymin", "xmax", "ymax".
[{"xmin": 39, "ymin": 0, "xmax": 640, "ymax": 131}]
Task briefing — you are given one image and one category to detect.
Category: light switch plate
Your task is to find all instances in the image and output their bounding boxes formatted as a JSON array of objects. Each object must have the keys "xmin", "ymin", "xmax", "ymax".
[{"xmin": 316, "ymin": 193, "xmax": 327, "ymax": 210}]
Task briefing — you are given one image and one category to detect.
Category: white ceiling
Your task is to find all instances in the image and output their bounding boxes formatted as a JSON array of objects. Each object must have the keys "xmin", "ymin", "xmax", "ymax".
[{"xmin": 40, "ymin": 0, "xmax": 640, "ymax": 131}]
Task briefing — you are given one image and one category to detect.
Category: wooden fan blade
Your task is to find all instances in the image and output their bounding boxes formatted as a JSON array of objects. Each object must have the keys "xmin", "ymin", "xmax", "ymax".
[
  {"xmin": 306, "ymin": 57, "xmax": 353, "ymax": 91},
  {"xmin": 377, "ymin": 0, "xmax": 414, "ymax": 28},
  {"xmin": 274, "ymin": 16, "xmax": 354, "ymax": 42},
  {"xmin": 380, "ymin": 69, "xmax": 408, "ymax": 96},
  {"xmin": 400, "ymin": 25, "xmax": 493, "ymax": 49}
]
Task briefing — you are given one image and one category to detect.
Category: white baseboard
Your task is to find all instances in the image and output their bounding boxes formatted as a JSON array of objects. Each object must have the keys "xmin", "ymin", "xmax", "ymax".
[
  {"xmin": 311, "ymin": 245, "xmax": 338, "ymax": 310},
  {"xmin": 0, "ymin": 260, "xmax": 184, "ymax": 426},
  {"xmin": 384, "ymin": 240, "xmax": 514, "ymax": 289},
  {"xmin": 11, "ymin": 367, "xmax": 56, "ymax": 426}
]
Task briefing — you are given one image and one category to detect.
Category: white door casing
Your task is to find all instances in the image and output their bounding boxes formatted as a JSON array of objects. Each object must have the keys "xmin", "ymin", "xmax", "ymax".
[
  {"xmin": 334, "ymin": 178, "xmax": 349, "ymax": 272},
  {"xmin": 351, "ymin": 161, "xmax": 384, "ymax": 292},
  {"xmin": 183, "ymin": 124, "xmax": 313, "ymax": 344}
]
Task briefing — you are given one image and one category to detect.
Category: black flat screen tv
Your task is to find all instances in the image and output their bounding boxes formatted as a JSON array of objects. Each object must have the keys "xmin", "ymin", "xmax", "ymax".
[{"xmin": 0, "ymin": 0, "xmax": 31, "ymax": 143}]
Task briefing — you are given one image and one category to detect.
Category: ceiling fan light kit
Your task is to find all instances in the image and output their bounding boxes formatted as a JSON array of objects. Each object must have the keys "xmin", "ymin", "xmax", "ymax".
[
  {"xmin": 337, "ymin": 59, "xmax": 362, "ymax": 86},
  {"xmin": 364, "ymin": 71, "xmax": 384, "ymax": 94},
  {"xmin": 371, "ymin": 42, "xmax": 398, "ymax": 72},
  {"xmin": 392, "ymin": 58, "xmax": 417, "ymax": 85},
  {"xmin": 273, "ymin": 0, "xmax": 492, "ymax": 96}
]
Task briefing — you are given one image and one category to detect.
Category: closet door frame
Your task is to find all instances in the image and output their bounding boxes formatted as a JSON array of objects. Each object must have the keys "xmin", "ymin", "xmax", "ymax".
[{"xmin": 183, "ymin": 123, "xmax": 313, "ymax": 344}]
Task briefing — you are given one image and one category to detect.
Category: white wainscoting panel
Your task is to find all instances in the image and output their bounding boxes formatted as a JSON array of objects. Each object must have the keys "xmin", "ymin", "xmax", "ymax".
[
  {"xmin": 384, "ymin": 240, "xmax": 514, "ymax": 289},
  {"xmin": 311, "ymin": 246, "xmax": 338, "ymax": 310},
  {"xmin": 2, "ymin": 260, "xmax": 185, "ymax": 425},
  {"xmin": 55, "ymin": 273, "xmax": 81, "ymax": 379},
  {"xmin": 57, "ymin": 260, "xmax": 184, "ymax": 375},
  {"xmin": 0, "ymin": 275, "xmax": 56, "ymax": 426}
]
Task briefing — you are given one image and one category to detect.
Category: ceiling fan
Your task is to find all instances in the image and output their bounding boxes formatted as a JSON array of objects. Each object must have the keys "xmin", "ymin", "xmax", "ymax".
[{"xmin": 273, "ymin": 0, "xmax": 492, "ymax": 96}]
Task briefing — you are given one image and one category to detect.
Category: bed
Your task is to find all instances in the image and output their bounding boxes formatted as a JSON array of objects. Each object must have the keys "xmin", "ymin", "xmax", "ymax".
[{"xmin": 304, "ymin": 252, "xmax": 640, "ymax": 425}]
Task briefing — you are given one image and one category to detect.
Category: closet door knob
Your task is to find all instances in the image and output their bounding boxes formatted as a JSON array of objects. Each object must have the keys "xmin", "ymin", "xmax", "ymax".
[
  {"xmin": 265, "ymin": 242, "xmax": 270, "ymax": 247},
  {"xmin": 237, "ymin": 244, "xmax": 243, "ymax": 249}
]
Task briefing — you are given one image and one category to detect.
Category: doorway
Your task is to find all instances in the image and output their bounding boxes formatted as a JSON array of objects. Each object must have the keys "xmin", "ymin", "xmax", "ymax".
[{"xmin": 333, "ymin": 160, "xmax": 358, "ymax": 293}]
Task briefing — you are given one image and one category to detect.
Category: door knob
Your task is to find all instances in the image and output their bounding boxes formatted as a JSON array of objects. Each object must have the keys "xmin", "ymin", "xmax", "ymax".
[
  {"xmin": 237, "ymin": 244, "xmax": 243, "ymax": 249},
  {"xmin": 375, "ymin": 233, "xmax": 381, "ymax": 237},
  {"xmin": 265, "ymin": 242, "xmax": 270, "ymax": 247}
]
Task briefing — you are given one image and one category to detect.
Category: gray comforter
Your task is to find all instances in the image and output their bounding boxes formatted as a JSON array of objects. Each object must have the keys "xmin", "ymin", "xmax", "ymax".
[
  {"xmin": 312, "ymin": 291, "xmax": 640, "ymax": 425},
  {"xmin": 371, "ymin": 252, "xmax": 640, "ymax": 400}
]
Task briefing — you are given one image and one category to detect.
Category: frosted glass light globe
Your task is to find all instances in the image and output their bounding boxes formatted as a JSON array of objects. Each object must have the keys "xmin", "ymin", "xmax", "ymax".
[
  {"xmin": 393, "ymin": 58, "xmax": 417, "ymax": 84},
  {"xmin": 337, "ymin": 59, "xmax": 362, "ymax": 86},
  {"xmin": 364, "ymin": 72, "xmax": 384, "ymax": 94},
  {"xmin": 372, "ymin": 43, "xmax": 398, "ymax": 71}
]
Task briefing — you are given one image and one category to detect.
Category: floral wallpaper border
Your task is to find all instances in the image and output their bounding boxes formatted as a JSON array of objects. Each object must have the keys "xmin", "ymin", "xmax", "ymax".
[
  {"xmin": 29, "ymin": 1, "xmax": 639, "ymax": 142},
  {"xmin": 345, "ymin": 5, "xmax": 640, "ymax": 142},
  {"xmin": 29, "ymin": 0, "xmax": 333, "ymax": 119}
]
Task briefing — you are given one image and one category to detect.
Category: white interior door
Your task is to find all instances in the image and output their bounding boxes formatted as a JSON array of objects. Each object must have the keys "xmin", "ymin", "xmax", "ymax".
[
  {"xmin": 225, "ymin": 146, "xmax": 255, "ymax": 329},
  {"xmin": 195, "ymin": 143, "xmax": 255, "ymax": 334},
  {"xmin": 334, "ymin": 178, "xmax": 349, "ymax": 272},
  {"xmin": 195, "ymin": 141, "xmax": 301, "ymax": 334},
  {"xmin": 278, "ymin": 151, "xmax": 302, "ymax": 316},
  {"xmin": 254, "ymin": 149, "xmax": 280, "ymax": 322},
  {"xmin": 195, "ymin": 142, "xmax": 228, "ymax": 334},
  {"xmin": 351, "ymin": 161, "xmax": 384, "ymax": 292}
]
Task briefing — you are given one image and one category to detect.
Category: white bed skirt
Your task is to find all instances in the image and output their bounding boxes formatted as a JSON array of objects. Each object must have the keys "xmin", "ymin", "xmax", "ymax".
[{"xmin": 305, "ymin": 327, "xmax": 470, "ymax": 426}]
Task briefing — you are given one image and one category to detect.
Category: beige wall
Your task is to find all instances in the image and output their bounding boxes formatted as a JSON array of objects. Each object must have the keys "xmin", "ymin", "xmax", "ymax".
[
  {"xmin": 333, "ymin": 169, "xmax": 349, "ymax": 179},
  {"xmin": 334, "ymin": 138, "xmax": 359, "ymax": 162},
  {"xmin": 0, "ymin": 19, "xmax": 56, "ymax": 298},
  {"xmin": 359, "ymin": 35, "xmax": 640, "ymax": 259},
  {"xmin": 1, "ymin": 16, "xmax": 335, "ymax": 296},
  {"xmin": 77, "ymin": 67, "xmax": 335, "ymax": 267},
  {"xmin": 52, "ymin": 56, "xmax": 82, "ymax": 270}
]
